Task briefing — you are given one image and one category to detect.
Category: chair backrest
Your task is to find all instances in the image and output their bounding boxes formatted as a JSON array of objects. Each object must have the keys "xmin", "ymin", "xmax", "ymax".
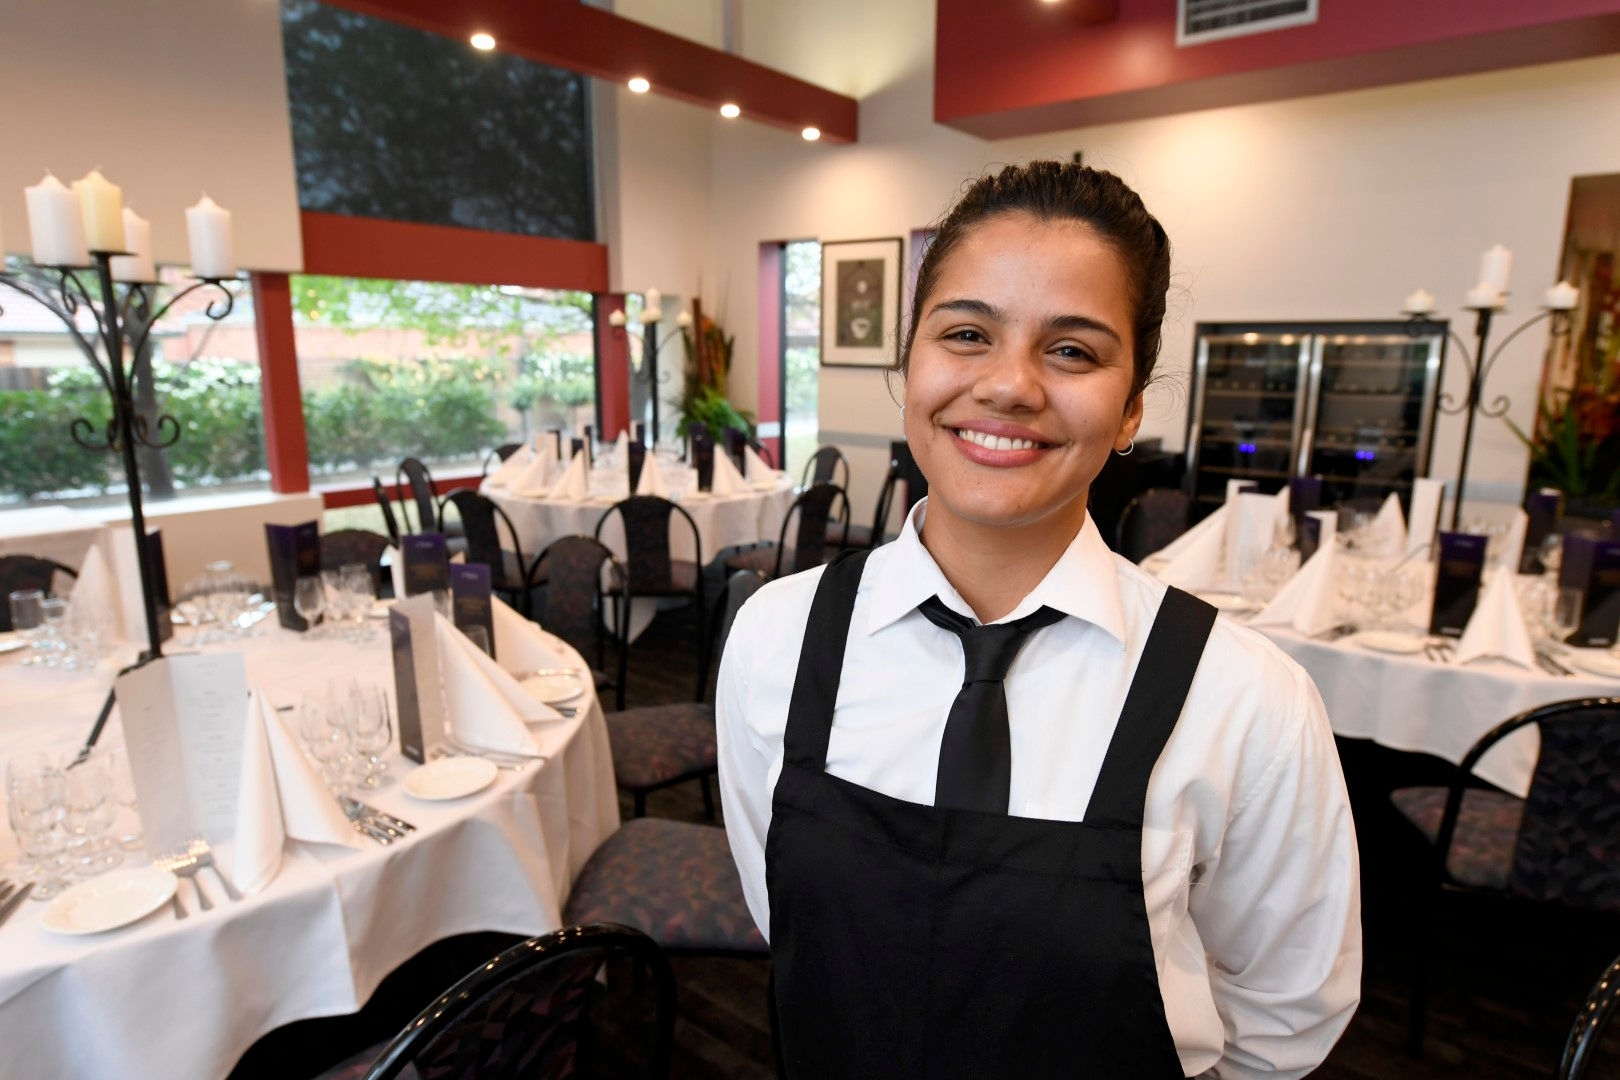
[
  {"xmin": 371, "ymin": 476, "xmax": 402, "ymax": 545},
  {"xmin": 717, "ymin": 569, "xmax": 766, "ymax": 651},
  {"xmin": 1116, "ymin": 488, "xmax": 1191, "ymax": 563},
  {"xmin": 800, "ymin": 446, "xmax": 849, "ymax": 491},
  {"xmin": 534, "ymin": 535, "xmax": 624, "ymax": 671},
  {"xmin": 396, "ymin": 458, "xmax": 436, "ymax": 534},
  {"xmin": 867, "ymin": 468, "xmax": 901, "ymax": 550},
  {"xmin": 319, "ymin": 529, "xmax": 391, "ymax": 594},
  {"xmin": 440, "ymin": 490, "xmax": 524, "ymax": 584},
  {"xmin": 0, "ymin": 556, "xmax": 77, "ymax": 631},
  {"xmin": 778, "ymin": 482, "xmax": 846, "ymax": 576},
  {"xmin": 483, "ymin": 443, "xmax": 523, "ymax": 477},
  {"xmin": 1560, "ymin": 950, "xmax": 1620, "ymax": 1079},
  {"xmin": 1444, "ymin": 698, "xmax": 1620, "ymax": 914},
  {"xmin": 598, "ymin": 496, "xmax": 700, "ymax": 595},
  {"xmin": 359, "ymin": 922, "xmax": 674, "ymax": 1080},
  {"xmin": 891, "ymin": 440, "xmax": 927, "ymax": 512}
]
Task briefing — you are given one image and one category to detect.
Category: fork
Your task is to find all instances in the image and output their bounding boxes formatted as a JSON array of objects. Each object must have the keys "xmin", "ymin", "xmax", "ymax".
[
  {"xmin": 186, "ymin": 837, "xmax": 242, "ymax": 901},
  {"xmin": 153, "ymin": 855, "xmax": 188, "ymax": 919},
  {"xmin": 164, "ymin": 852, "xmax": 212, "ymax": 912}
]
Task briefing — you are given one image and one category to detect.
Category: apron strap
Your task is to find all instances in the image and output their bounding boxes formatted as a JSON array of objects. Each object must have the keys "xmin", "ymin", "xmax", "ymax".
[
  {"xmin": 782, "ymin": 548, "xmax": 873, "ymax": 771},
  {"xmin": 1084, "ymin": 586, "xmax": 1217, "ymax": 829}
]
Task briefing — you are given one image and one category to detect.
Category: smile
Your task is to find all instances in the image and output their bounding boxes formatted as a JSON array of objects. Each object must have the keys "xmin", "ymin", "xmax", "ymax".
[{"xmin": 951, "ymin": 427, "xmax": 1052, "ymax": 452}]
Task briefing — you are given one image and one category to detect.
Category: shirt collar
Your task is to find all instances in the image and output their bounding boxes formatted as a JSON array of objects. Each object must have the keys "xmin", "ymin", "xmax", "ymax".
[{"xmin": 862, "ymin": 497, "xmax": 1127, "ymax": 645}]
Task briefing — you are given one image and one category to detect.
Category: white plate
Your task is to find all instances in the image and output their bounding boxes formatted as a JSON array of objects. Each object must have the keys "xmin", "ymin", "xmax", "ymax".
[
  {"xmin": 0, "ymin": 631, "xmax": 26, "ymax": 656},
  {"xmin": 1569, "ymin": 651, "xmax": 1620, "ymax": 679},
  {"xmin": 41, "ymin": 867, "xmax": 177, "ymax": 935},
  {"xmin": 1350, "ymin": 630, "xmax": 1427, "ymax": 655},
  {"xmin": 403, "ymin": 756, "xmax": 499, "ymax": 800},
  {"xmin": 521, "ymin": 670, "xmax": 586, "ymax": 705},
  {"xmin": 1194, "ymin": 592, "xmax": 1257, "ymax": 613}
]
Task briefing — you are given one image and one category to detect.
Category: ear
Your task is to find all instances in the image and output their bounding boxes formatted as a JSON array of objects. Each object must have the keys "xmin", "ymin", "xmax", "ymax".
[{"xmin": 1115, "ymin": 393, "xmax": 1144, "ymax": 452}]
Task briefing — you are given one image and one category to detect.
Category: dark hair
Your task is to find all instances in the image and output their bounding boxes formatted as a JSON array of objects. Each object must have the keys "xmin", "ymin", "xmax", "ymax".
[{"xmin": 899, "ymin": 161, "xmax": 1171, "ymax": 399}]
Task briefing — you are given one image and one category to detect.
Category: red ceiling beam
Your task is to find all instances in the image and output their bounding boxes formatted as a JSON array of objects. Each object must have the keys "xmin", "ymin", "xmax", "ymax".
[{"xmin": 324, "ymin": 0, "xmax": 858, "ymax": 143}]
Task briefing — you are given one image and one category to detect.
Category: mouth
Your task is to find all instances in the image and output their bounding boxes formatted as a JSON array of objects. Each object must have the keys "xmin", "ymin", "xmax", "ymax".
[
  {"xmin": 945, "ymin": 422, "xmax": 1058, "ymax": 465},
  {"xmin": 950, "ymin": 427, "xmax": 1051, "ymax": 452}
]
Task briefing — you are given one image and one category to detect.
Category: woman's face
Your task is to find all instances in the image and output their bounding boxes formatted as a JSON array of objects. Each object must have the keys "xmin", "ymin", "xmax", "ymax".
[{"xmin": 903, "ymin": 213, "xmax": 1143, "ymax": 535}]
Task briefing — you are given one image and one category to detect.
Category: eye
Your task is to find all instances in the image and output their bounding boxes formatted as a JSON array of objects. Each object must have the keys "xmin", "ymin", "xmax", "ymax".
[
  {"xmin": 943, "ymin": 327, "xmax": 988, "ymax": 345},
  {"xmin": 1050, "ymin": 343, "xmax": 1096, "ymax": 365}
]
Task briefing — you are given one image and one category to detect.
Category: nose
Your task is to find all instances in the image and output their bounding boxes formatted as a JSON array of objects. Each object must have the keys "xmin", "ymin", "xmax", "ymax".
[{"xmin": 971, "ymin": 344, "xmax": 1046, "ymax": 413}]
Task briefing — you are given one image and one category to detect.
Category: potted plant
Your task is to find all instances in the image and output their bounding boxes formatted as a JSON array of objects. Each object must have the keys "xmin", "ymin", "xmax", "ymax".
[
  {"xmin": 1507, "ymin": 341, "xmax": 1620, "ymax": 518},
  {"xmin": 677, "ymin": 312, "xmax": 753, "ymax": 443}
]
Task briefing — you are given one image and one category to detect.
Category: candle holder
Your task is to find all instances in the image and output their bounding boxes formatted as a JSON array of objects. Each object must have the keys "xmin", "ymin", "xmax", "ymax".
[
  {"xmin": 1402, "ymin": 296, "xmax": 1573, "ymax": 531},
  {"xmin": 0, "ymin": 251, "xmax": 239, "ymax": 659}
]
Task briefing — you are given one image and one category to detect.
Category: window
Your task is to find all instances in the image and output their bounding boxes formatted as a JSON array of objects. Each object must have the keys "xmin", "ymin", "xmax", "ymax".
[
  {"xmin": 280, "ymin": 0, "xmax": 594, "ymax": 240},
  {"xmin": 782, "ymin": 241, "xmax": 822, "ymax": 473},
  {"xmin": 291, "ymin": 276, "xmax": 595, "ymax": 488},
  {"xmin": 0, "ymin": 261, "xmax": 266, "ymax": 510}
]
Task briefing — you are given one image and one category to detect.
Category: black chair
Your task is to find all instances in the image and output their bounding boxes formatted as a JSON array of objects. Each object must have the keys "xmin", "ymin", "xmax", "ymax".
[
  {"xmin": 595, "ymin": 496, "xmax": 709, "ymax": 701},
  {"xmin": 606, "ymin": 569, "xmax": 765, "ymax": 818},
  {"xmin": 726, "ymin": 482, "xmax": 846, "ymax": 580},
  {"xmin": 1561, "ymin": 950, "xmax": 1620, "ymax": 1079},
  {"xmin": 439, "ymin": 490, "xmax": 532, "ymax": 615},
  {"xmin": 1391, "ymin": 697, "xmax": 1620, "ymax": 1054},
  {"xmin": 1115, "ymin": 488, "xmax": 1191, "ymax": 563},
  {"xmin": 318, "ymin": 529, "xmax": 392, "ymax": 597},
  {"xmin": 481, "ymin": 442, "xmax": 524, "ymax": 477},
  {"xmin": 526, "ymin": 535, "xmax": 628, "ymax": 710},
  {"xmin": 564, "ymin": 820, "xmax": 767, "ymax": 958},
  {"xmin": 799, "ymin": 445, "xmax": 850, "ymax": 491},
  {"xmin": 0, "ymin": 556, "xmax": 78, "ymax": 631},
  {"xmin": 828, "ymin": 459, "xmax": 901, "ymax": 552},
  {"xmin": 892, "ymin": 439, "xmax": 927, "ymax": 513},
  {"xmin": 745, "ymin": 435, "xmax": 774, "ymax": 469},
  {"xmin": 370, "ymin": 476, "xmax": 402, "ymax": 546},
  {"xmin": 356, "ymin": 923, "xmax": 675, "ymax": 1080},
  {"xmin": 397, "ymin": 457, "xmax": 468, "ymax": 542}
]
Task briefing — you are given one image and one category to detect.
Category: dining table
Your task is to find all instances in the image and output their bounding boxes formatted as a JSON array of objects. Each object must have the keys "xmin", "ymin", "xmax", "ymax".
[{"xmin": 0, "ymin": 614, "xmax": 619, "ymax": 1080}]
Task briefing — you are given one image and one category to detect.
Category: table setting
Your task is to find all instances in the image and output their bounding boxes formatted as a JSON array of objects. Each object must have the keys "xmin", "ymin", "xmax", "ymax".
[
  {"xmin": 1144, "ymin": 481, "xmax": 1620, "ymax": 796},
  {"xmin": 0, "ymin": 530, "xmax": 619, "ymax": 1080}
]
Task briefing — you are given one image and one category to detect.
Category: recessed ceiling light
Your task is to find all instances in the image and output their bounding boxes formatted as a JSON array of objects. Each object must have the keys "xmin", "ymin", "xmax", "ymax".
[
  {"xmin": 801, "ymin": 126, "xmax": 821, "ymax": 141},
  {"xmin": 719, "ymin": 103, "xmax": 741, "ymax": 119},
  {"xmin": 469, "ymin": 31, "xmax": 495, "ymax": 50},
  {"xmin": 628, "ymin": 76, "xmax": 651, "ymax": 94}
]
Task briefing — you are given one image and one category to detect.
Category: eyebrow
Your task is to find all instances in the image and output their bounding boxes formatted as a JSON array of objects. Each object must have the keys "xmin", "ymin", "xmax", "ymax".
[{"xmin": 928, "ymin": 298, "xmax": 1123, "ymax": 346}]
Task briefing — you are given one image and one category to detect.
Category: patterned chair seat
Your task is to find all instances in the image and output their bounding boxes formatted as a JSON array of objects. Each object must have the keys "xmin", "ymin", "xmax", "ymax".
[
  {"xmin": 606, "ymin": 704, "xmax": 716, "ymax": 790},
  {"xmin": 563, "ymin": 818, "xmax": 767, "ymax": 955},
  {"xmin": 1391, "ymin": 785, "xmax": 1526, "ymax": 890},
  {"xmin": 631, "ymin": 559, "xmax": 699, "ymax": 597}
]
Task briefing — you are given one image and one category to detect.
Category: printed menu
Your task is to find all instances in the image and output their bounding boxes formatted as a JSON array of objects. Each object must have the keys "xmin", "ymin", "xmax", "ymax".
[
  {"xmin": 390, "ymin": 594, "xmax": 446, "ymax": 763},
  {"xmin": 1429, "ymin": 531, "xmax": 1488, "ymax": 637},
  {"xmin": 265, "ymin": 521, "xmax": 320, "ymax": 630}
]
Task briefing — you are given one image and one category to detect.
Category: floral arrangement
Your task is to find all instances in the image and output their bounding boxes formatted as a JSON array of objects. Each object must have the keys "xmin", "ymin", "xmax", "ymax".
[{"xmin": 677, "ymin": 312, "xmax": 753, "ymax": 442}]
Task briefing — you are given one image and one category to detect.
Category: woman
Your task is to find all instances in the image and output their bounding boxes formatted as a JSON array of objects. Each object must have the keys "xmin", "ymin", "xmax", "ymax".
[{"xmin": 717, "ymin": 161, "xmax": 1360, "ymax": 1078}]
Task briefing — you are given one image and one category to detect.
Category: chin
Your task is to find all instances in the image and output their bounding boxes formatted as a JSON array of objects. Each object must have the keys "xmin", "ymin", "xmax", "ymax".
[{"xmin": 931, "ymin": 486, "xmax": 1086, "ymax": 533}]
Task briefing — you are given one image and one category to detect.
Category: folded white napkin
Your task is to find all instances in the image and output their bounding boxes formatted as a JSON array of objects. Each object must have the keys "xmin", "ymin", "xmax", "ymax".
[
  {"xmin": 492, "ymin": 597, "xmax": 578, "ymax": 683},
  {"xmin": 1306, "ymin": 509, "xmax": 1337, "ymax": 553},
  {"xmin": 1225, "ymin": 491, "xmax": 1282, "ymax": 591},
  {"xmin": 70, "ymin": 542, "xmax": 121, "ymax": 639},
  {"xmin": 233, "ymin": 687, "xmax": 363, "ymax": 894},
  {"xmin": 1406, "ymin": 478, "xmax": 1444, "ymax": 557},
  {"xmin": 1498, "ymin": 508, "xmax": 1530, "ymax": 574},
  {"xmin": 487, "ymin": 444, "xmax": 535, "ymax": 490},
  {"xmin": 1250, "ymin": 546, "xmax": 1340, "ymax": 637},
  {"xmin": 743, "ymin": 444, "xmax": 775, "ymax": 484},
  {"xmin": 1372, "ymin": 492, "xmax": 1407, "ymax": 555},
  {"xmin": 613, "ymin": 430, "xmax": 630, "ymax": 466},
  {"xmin": 1159, "ymin": 510, "xmax": 1226, "ymax": 590},
  {"xmin": 635, "ymin": 453, "xmax": 669, "ymax": 498},
  {"xmin": 384, "ymin": 545, "xmax": 405, "ymax": 601},
  {"xmin": 547, "ymin": 450, "xmax": 589, "ymax": 501},
  {"xmin": 434, "ymin": 615, "xmax": 548, "ymax": 752},
  {"xmin": 1453, "ymin": 564, "xmax": 1537, "ymax": 669},
  {"xmin": 710, "ymin": 447, "xmax": 747, "ymax": 496},
  {"xmin": 513, "ymin": 446, "xmax": 556, "ymax": 497},
  {"xmin": 1151, "ymin": 503, "xmax": 1225, "ymax": 566}
]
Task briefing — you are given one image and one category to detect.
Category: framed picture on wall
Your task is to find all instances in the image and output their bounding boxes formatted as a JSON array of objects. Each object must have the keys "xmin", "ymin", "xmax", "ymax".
[{"xmin": 820, "ymin": 237, "xmax": 903, "ymax": 368}]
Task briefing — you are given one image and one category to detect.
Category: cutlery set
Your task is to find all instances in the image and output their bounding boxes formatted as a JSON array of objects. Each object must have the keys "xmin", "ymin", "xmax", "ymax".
[
  {"xmin": 339, "ymin": 795, "xmax": 418, "ymax": 846},
  {"xmin": 0, "ymin": 880, "xmax": 35, "ymax": 929},
  {"xmin": 156, "ymin": 837, "xmax": 242, "ymax": 918}
]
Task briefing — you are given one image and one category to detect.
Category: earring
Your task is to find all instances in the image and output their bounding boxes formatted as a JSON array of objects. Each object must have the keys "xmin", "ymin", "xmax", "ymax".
[
  {"xmin": 899, "ymin": 405, "xmax": 906, "ymax": 422},
  {"xmin": 1116, "ymin": 437, "xmax": 1135, "ymax": 456}
]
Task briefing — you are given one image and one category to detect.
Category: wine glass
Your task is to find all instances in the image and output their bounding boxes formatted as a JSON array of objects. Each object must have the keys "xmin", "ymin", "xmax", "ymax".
[
  {"xmin": 350, "ymin": 686, "xmax": 394, "ymax": 788},
  {"xmin": 299, "ymin": 698, "xmax": 353, "ymax": 794},
  {"xmin": 341, "ymin": 564, "xmax": 375, "ymax": 637},
  {"xmin": 1551, "ymin": 587, "xmax": 1584, "ymax": 649},
  {"xmin": 320, "ymin": 569, "xmax": 350, "ymax": 640},
  {"xmin": 58, "ymin": 751, "xmax": 121, "ymax": 875},
  {"xmin": 102, "ymin": 743, "xmax": 144, "ymax": 852},
  {"xmin": 294, "ymin": 575, "xmax": 325, "ymax": 637}
]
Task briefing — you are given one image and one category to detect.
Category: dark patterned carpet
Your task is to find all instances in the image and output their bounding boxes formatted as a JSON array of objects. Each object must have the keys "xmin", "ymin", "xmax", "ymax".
[{"xmin": 231, "ymin": 596, "xmax": 1620, "ymax": 1079}]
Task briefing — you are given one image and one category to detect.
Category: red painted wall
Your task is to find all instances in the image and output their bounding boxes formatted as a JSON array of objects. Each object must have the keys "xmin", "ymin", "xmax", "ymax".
[
  {"xmin": 937, "ymin": 0, "xmax": 1620, "ymax": 137},
  {"xmin": 756, "ymin": 244, "xmax": 784, "ymax": 467},
  {"xmin": 596, "ymin": 293, "xmax": 632, "ymax": 440},
  {"xmin": 250, "ymin": 272, "xmax": 310, "ymax": 495}
]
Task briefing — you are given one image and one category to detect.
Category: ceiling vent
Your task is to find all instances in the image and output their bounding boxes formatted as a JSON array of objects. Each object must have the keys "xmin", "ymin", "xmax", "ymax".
[{"xmin": 1177, "ymin": 0, "xmax": 1318, "ymax": 47}]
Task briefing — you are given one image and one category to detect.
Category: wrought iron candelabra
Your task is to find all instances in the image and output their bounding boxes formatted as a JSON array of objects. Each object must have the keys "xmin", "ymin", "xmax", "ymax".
[
  {"xmin": 0, "ymin": 252, "xmax": 238, "ymax": 659},
  {"xmin": 1404, "ymin": 301, "xmax": 1572, "ymax": 531}
]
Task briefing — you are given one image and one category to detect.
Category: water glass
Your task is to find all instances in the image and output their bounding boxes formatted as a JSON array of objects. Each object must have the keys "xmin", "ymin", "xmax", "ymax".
[
  {"xmin": 6, "ymin": 754, "xmax": 71, "ymax": 900},
  {"xmin": 37, "ymin": 598, "xmax": 68, "ymax": 667},
  {"xmin": 58, "ymin": 752, "xmax": 122, "ymax": 875},
  {"xmin": 294, "ymin": 575, "xmax": 326, "ymax": 636},
  {"xmin": 1552, "ymin": 587, "xmax": 1584, "ymax": 646},
  {"xmin": 9, "ymin": 589, "xmax": 44, "ymax": 666}
]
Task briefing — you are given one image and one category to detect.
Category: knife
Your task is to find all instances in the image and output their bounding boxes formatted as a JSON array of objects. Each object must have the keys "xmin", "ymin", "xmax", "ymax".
[{"xmin": 0, "ymin": 882, "xmax": 35, "ymax": 929}]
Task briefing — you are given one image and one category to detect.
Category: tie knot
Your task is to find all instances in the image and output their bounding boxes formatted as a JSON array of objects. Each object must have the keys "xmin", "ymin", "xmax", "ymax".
[{"xmin": 918, "ymin": 596, "xmax": 1065, "ymax": 684}]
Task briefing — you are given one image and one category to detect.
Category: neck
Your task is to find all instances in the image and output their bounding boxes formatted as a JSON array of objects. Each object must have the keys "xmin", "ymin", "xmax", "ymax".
[{"xmin": 918, "ymin": 496, "xmax": 1088, "ymax": 623}]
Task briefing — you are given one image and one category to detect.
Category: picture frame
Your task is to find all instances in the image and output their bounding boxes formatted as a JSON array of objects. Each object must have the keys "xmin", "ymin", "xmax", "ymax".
[{"xmin": 820, "ymin": 237, "xmax": 903, "ymax": 369}]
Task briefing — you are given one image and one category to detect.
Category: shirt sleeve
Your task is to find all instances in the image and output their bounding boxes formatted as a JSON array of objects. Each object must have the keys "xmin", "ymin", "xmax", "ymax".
[
  {"xmin": 715, "ymin": 595, "xmax": 775, "ymax": 943},
  {"xmin": 1191, "ymin": 666, "xmax": 1362, "ymax": 1079}
]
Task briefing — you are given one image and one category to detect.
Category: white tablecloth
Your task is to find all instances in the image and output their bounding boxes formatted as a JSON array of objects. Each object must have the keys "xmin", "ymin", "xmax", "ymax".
[
  {"xmin": 0, "ymin": 505, "xmax": 111, "ymax": 571},
  {"xmin": 0, "ymin": 621, "xmax": 619, "ymax": 1080}
]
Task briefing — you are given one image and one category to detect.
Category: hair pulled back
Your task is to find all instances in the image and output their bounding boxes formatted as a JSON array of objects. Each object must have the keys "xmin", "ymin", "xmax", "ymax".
[{"xmin": 900, "ymin": 161, "xmax": 1171, "ymax": 400}]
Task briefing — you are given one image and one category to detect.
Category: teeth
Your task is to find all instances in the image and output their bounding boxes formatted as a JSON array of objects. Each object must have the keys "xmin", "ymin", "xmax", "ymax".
[{"xmin": 955, "ymin": 428, "xmax": 1040, "ymax": 451}]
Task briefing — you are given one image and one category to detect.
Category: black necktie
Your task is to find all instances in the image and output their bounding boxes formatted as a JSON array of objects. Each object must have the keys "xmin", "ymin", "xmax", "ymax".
[{"xmin": 918, "ymin": 596, "xmax": 1065, "ymax": 813}]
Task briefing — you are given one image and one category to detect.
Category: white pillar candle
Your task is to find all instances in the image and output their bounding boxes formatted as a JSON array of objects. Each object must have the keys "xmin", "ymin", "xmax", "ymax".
[
  {"xmin": 1543, "ymin": 281, "xmax": 1579, "ymax": 310},
  {"xmin": 72, "ymin": 169, "xmax": 125, "ymax": 252},
  {"xmin": 185, "ymin": 194, "xmax": 236, "ymax": 279},
  {"xmin": 110, "ymin": 207, "xmax": 154, "ymax": 283},
  {"xmin": 25, "ymin": 172, "xmax": 88, "ymax": 266},
  {"xmin": 608, "ymin": 309, "xmax": 627, "ymax": 327},
  {"xmin": 676, "ymin": 310, "xmax": 693, "ymax": 328},
  {"xmin": 1476, "ymin": 244, "xmax": 1512, "ymax": 295},
  {"xmin": 1402, "ymin": 288, "xmax": 1436, "ymax": 315},
  {"xmin": 645, "ymin": 287, "xmax": 660, "ymax": 310},
  {"xmin": 1465, "ymin": 284, "xmax": 1503, "ymax": 309}
]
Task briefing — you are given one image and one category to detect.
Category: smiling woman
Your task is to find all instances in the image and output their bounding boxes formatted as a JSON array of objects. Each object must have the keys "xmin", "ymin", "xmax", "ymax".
[{"xmin": 717, "ymin": 161, "xmax": 1361, "ymax": 1079}]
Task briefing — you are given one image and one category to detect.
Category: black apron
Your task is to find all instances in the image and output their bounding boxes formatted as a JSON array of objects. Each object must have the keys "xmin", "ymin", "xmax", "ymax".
[{"xmin": 765, "ymin": 549, "xmax": 1217, "ymax": 1078}]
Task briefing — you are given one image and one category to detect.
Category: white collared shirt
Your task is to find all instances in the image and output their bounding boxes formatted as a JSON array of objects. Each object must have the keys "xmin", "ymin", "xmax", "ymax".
[{"xmin": 716, "ymin": 500, "xmax": 1361, "ymax": 1079}]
